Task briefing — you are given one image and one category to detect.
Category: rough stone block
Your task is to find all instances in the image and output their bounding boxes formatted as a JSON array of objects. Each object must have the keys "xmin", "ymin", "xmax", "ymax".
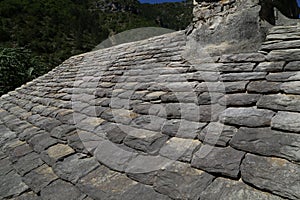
[
  {"xmin": 285, "ymin": 61, "xmax": 300, "ymax": 71},
  {"xmin": 267, "ymin": 49, "xmax": 300, "ymax": 61},
  {"xmin": 191, "ymin": 145, "xmax": 245, "ymax": 178},
  {"xmin": 218, "ymin": 94, "xmax": 261, "ymax": 106},
  {"xmin": 241, "ymin": 154, "xmax": 300, "ymax": 200},
  {"xmin": 219, "ymin": 108, "xmax": 275, "ymax": 127},
  {"xmin": 271, "ymin": 111, "xmax": 300, "ymax": 133},
  {"xmin": 41, "ymin": 144, "xmax": 75, "ymax": 166},
  {"xmin": 257, "ymin": 94, "xmax": 300, "ymax": 112},
  {"xmin": 230, "ymin": 127, "xmax": 300, "ymax": 162},
  {"xmin": 153, "ymin": 162, "xmax": 215, "ymax": 200},
  {"xmin": 200, "ymin": 177, "xmax": 284, "ymax": 200},
  {"xmin": 23, "ymin": 164, "xmax": 58, "ymax": 193},
  {"xmin": 41, "ymin": 180, "xmax": 84, "ymax": 200},
  {"xmin": 94, "ymin": 140, "xmax": 138, "ymax": 172},
  {"xmin": 219, "ymin": 53, "xmax": 265, "ymax": 63},
  {"xmin": 53, "ymin": 153, "xmax": 99, "ymax": 184},
  {"xmin": 247, "ymin": 81, "xmax": 281, "ymax": 93},
  {"xmin": 267, "ymin": 72, "xmax": 300, "ymax": 81},
  {"xmin": 122, "ymin": 125, "xmax": 168, "ymax": 153},
  {"xmin": 220, "ymin": 72, "xmax": 267, "ymax": 81},
  {"xmin": 159, "ymin": 137, "xmax": 201, "ymax": 162},
  {"xmin": 281, "ymin": 81, "xmax": 300, "ymax": 94},
  {"xmin": 198, "ymin": 122, "xmax": 237, "ymax": 147},
  {"xmin": 161, "ymin": 119, "xmax": 206, "ymax": 139},
  {"xmin": 77, "ymin": 165, "xmax": 137, "ymax": 199},
  {"xmin": 254, "ymin": 61, "xmax": 285, "ymax": 72}
]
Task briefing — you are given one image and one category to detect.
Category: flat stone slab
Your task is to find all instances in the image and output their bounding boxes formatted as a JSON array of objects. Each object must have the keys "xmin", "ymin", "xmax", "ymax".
[
  {"xmin": 281, "ymin": 81, "xmax": 300, "ymax": 94},
  {"xmin": 267, "ymin": 49, "xmax": 300, "ymax": 61},
  {"xmin": 161, "ymin": 119, "xmax": 206, "ymax": 139},
  {"xmin": 191, "ymin": 145, "xmax": 245, "ymax": 178},
  {"xmin": 77, "ymin": 165, "xmax": 138, "ymax": 199},
  {"xmin": 198, "ymin": 122, "xmax": 237, "ymax": 147},
  {"xmin": 219, "ymin": 108, "xmax": 275, "ymax": 127},
  {"xmin": 218, "ymin": 93, "xmax": 261, "ymax": 106},
  {"xmin": 159, "ymin": 137, "xmax": 201, "ymax": 162},
  {"xmin": 267, "ymin": 72, "xmax": 300, "ymax": 81},
  {"xmin": 153, "ymin": 161, "xmax": 215, "ymax": 200},
  {"xmin": 220, "ymin": 72, "xmax": 267, "ymax": 81},
  {"xmin": 230, "ymin": 127, "xmax": 300, "ymax": 162},
  {"xmin": 23, "ymin": 164, "xmax": 58, "ymax": 193},
  {"xmin": 271, "ymin": 111, "xmax": 300, "ymax": 133},
  {"xmin": 53, "ymin": 153, "xmax": 99, "ymax": 184},
  {"xmin": 121, "ymin": 184, "xmax": 171, "ymax": 200},
  {"xmin": 257, "ymin": 94, "xmax": 300, "ymax": 112},
  {"xmin": 200, "ymin": 177, "xmax": 284, "ymax": 200},
  {"xmin": 219, "ymin": 53, "xmax": 265, "ymax": 63},
  {"xmin": 241, "ymin": 154, "xmax": 300, "ymax": 200},
  {"xmin": 94, "ymin": 140, "xmax": 138, "ymax": 172},
  {"xmin": 122, "ymin": 125, "xmax": 168, "ymax": 153},
  {"xmin": 40, "ymin": 180, "xmax": 84, "ymax": 200},
  {"xmin": 285, "ymin": 61, "xmax": 300, "ymax": 71},
  {"xmin": 254, "ymin": 62, "xmax": 285, "ymax": 72},
  {"xmin": 0, "ymin": 168, "xmax": 29, "ymax": 199},
  {"xmin": 41, "ymin": 144, "xmax": 75, "ymax": 166},
  {"xmin": 247, "ymin": 81, "xmax": 281, "ymax": 93}
]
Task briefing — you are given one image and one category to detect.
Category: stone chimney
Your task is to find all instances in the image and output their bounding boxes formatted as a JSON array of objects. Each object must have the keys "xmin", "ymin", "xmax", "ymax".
[{"xmin": 187, "ymin": 0, "xmax": 272, "ymax": 56}]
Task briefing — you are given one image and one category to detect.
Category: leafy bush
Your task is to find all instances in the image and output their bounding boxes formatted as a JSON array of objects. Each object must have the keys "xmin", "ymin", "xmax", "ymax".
[{"xmin": 0, "ymin": 47, "xmax": 45, "ymax": 95}]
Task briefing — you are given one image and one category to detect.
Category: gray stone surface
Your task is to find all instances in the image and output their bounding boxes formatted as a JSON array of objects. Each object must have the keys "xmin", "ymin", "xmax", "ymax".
[
  {"xmin": 200, "ymin": 177, "xmax": 284, "ymax": 200},
  {"xmin": 0, "ymin": 8, "xmax": 300, "ymax": 199},
  {"xmin": 161, "ymin": 119, "xmax": 206, "ymax": 139},
  {"xmin": 53, "ymin": 153, "xmax": 99, "ymax": 183},
  {"xmin": 94, "ymin": 140, "xmax": 138, "ymax": 172},
  {"xmin": 230, "ymin": 127, "xmax": 300, "ymax": 162},
  {"xmin": 0, "ymin": 169, "xmax": 29, "ymax": 199},
  {"xmin": 267, "ymin": 72, "xmax": 300, "ymax": 81},
  {"xmin": 218, "ymin": 94, "xmax": 261, "ymax": 106},
  {"xmin": 198, "ymin": 122, "xmax": 237, "ymax": 147},
  {"xmin": 220, "ymin": 72, "xmax": 267, "ymax": 81},
  {"xmin": 77, "ymin": 165, "xmax": 137, "ymax": 199},
  {"xmin": 254, "ymin": 62, "xmax": 285, "ymax": 72},
  {"xmin": 121, "ymin": 184, "xmax": 171, "ymax": 200},
  {"xmin": 159, "ymin": 137, "xmax": 201, "ymax": 162},
  {"xmin": 285, "ymin": 61, "xmax": 300, "ymax": 71},
  {"xmin": 247, "ymin": 81, "xmax": 281, "ymax": 93},
  {"xmin": 41, "ymin": 180, "xmax": 84, "ymax": 200},
  {"xmin": 267, "ymin": 49, "xmax": 300, "ymax": 61},
  {"xmin": 14, "ymin": 152, "xmax": 44, "ymax": 176},
  {"xmin": 257, "ymin": 94, "xmax": 300, "ymax": 112},
  {"xmin": 241, "ymin": 154, "xmax": 300, "ymax": 200},
  {"xmin": 23, "ymin": 164, "xmax": 58, "ymax": 192},
  {"xmin": 122, "ymin": 126, "xmax": 168, "ymax": 153},
  {"xmin": 191, "ymin": 145, "xmax": 245, "ymax": 178},
  {"xmin": 281, "ymin": 81, "xmax": 300, "ymax": 94},
  {"xmin": 271, "ymin": 111, "xmax": 300, "ymax": 133},
  {"xmin": 153, "ymin": 162, "xmax": 215, "ymax": 199},
  {"xmin": 219, "ymin": 108, "xmax": 275, "ymax": 127}
]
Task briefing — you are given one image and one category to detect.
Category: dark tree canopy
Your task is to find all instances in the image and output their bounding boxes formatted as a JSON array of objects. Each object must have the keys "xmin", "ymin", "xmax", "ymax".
[{"xmin": 260, "ymin": 0, "xmax": 300, "ymax": 25}]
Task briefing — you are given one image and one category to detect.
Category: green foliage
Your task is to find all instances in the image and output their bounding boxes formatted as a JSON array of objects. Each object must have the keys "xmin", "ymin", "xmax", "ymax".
[
  {"xmin": 0, "ymin": 0, "xmax": 192, "ymax": 95},
  {"xmin": 0, "ymin": 47, "xmax": 45, "ymax": 95}
]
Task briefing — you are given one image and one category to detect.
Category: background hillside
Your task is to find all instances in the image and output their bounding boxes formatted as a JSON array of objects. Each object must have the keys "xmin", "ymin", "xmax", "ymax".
[{"xmin": 0, "ymin": 0, "xmax": 192, "ymax": 95}]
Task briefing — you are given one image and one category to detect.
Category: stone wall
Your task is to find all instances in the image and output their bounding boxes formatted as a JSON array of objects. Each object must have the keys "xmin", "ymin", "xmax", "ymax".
[
  {"xmin": 0, "ymin": 1, "xmax": 299, "ymax": 199},
  {"xmin": 188, "ymin": 0, "xmax": 271, "ymax": 55}
]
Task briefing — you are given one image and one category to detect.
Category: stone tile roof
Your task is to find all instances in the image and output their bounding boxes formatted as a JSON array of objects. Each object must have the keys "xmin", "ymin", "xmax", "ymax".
[{"xmin": 0, "ymin": 25, "xmax": 299, "ymax": 199}]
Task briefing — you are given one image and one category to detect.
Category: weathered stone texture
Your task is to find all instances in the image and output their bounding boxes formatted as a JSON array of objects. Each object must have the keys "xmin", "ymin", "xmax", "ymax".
[
  {"xmin": 1, "ymin": 12, "xmax": 300, "ymax": 200},
  {"xmin": 219, "ymin": 108, "xmax": 275, "ymax": 127},
  {"xmin": 230, "ymin": 127, "xmax": 300, "ymax": 162},
  {"xmin": 191, "ymin": 145, "xmax": 245, "ymax": 178},
  {"xmin": 241, "ymin": 154, "xmax": 300, "ymax": 200}
]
